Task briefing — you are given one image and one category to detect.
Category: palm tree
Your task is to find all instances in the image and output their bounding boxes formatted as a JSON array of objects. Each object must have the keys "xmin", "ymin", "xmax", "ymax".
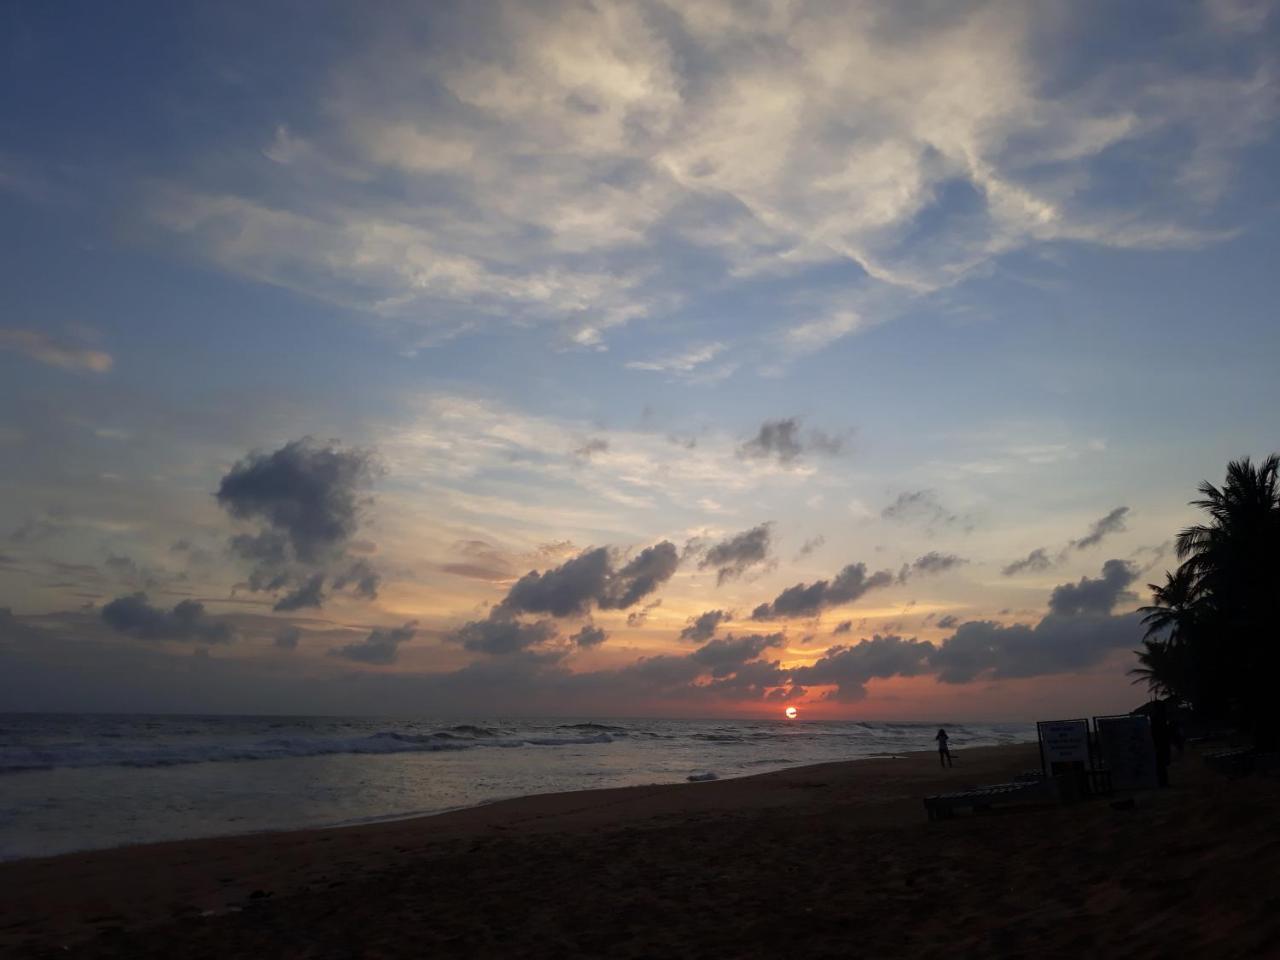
[
  {"xmin": 1168, "ymin": 455, "xmax": 1280, "ymax": 743},
  {"xmin": 1129, "ymin": 638, "xmax": 1188, "ymax": 702},
  {"xmin": 1139, "ymin": 566, "xmax": 1202, "ymax": 649}
]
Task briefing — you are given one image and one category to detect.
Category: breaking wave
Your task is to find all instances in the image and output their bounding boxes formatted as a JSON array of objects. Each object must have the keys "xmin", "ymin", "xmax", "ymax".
[{"xmin": 0, "ymin": 730, "xmax": 616, "ymax": 774}]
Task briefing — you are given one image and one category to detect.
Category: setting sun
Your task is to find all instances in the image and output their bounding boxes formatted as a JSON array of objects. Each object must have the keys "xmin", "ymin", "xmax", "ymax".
[{"xmin": 785, "ymin": 707, "xmax": 798, "ymax": 720}]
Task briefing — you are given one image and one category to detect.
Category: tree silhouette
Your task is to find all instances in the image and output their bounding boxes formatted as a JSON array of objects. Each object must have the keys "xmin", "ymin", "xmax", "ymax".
[{"xmin": 1145, "ymin": 455, "xmax": 1280, "ymax": 746}]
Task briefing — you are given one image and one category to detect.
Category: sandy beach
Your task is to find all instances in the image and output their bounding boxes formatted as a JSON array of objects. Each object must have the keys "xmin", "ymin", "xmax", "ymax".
[{"xmin": 2, "ymin": 741, "xmax": 1277, "ymax": 959}]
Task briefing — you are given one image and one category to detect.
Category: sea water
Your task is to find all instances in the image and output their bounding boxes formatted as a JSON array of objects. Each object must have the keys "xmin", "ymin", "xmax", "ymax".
[{"xmin": 0, "ymin": 714, "xmax": 1034, "ymax": 860}]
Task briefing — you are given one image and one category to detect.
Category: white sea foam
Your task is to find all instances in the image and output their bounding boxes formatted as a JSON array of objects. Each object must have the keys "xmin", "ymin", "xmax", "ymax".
[{"xmin": 0, "ymin": 730, "xmax": 616, "ymax": 773}]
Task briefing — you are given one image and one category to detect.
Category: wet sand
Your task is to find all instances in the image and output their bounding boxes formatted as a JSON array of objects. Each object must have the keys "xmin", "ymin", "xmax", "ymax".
[{"xmin": 3, "ymin": 742, "xmax": 1277, "ymax": 958}]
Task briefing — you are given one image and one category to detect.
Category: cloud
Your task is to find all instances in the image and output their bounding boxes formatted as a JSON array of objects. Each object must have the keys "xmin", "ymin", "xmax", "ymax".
[
  {"xmin": 572, "ymin": 438, "xmax": 610, "ymax": 460},
  {"xmin": 1001, "ymin": 547, "xmax": 1056, "ymax": 577},
  {"xmin": 791, "ymin": 634, "xmax": 936, "ymax": 701},
  {"xmin": 448, "ymin": 614, "xmax": 560, "ymax": 657},
  {"xmin": 0, "ymin": 329, "xmax": 112, "ymax": 372},
  {"xmin": 330, "ymin": 621, "xmax": 417, "ymax": 665},
  {"xmin": 1047, "ymin": 559, "xmax": 1137, "ymax": 617},
  {"xmin": 680, "ymin": 609, "xmax": 731, "ymax": 642},
  {"xmin": 274, "ymin": 626, "xmax": 301, "ymax": 650},
  {"xmin": 625, "ymin": 342, "xmax": 728, "ymax": 376},
  {"xmin": 137, "ymin": 0, "xmax": 1276, "ymax": 379},
  {"xmin": 441, "ymin": 540, "xmax": 514, "ymax": 582},
  {"xmin": 699, "ymin": 523, "xmax": 772, "ymax": 584},
  {"xmin": 216, "ymin": 438, "xmax": 380, "ymax": 607},
  {"xmin": 898, "ymin": 551, "xmax": 967, "ymax": 582},
  {"xmin": 1071, "ymin": 506, "xmax": 1130, "ymax": 550},
  {"xmin": 752, "ymin": 562, "xmax": 895, "ymax": 620},
  {"xmin": 626, "ymin": 599, "xmax": 661, "ymax": 627},
  {"xmin": 935, "ymin": 614, "xmax": 959, "ymax": 630},
  {"xmin": 101, "ymin": 593, "xmax": 234, "ymax": 644},
  {"xmin": 930, "ymin": 560, "xmax": 1141, "ymax": 682},
  {"xmin": 737, "ymin": 419, "xmax": 843, "ymax": 464},
  {"xmin": 1003, "ymin": 508, "xmax": 1131, "ymax": 576},
  {"xmin": 272, "ymin": 573, "xmax": 326, "ymax": 612},
  {"xmin": 880, "ymin": 490, "xmax": 958, "ymax": 526},
  {"xmin": 832, "ymin": 620, "xmax": 853, "ymax": 635},
  {"xmin": 499, "ymin": 541, "xmax": 679, "ymax": 618},
  {"xmin": 691, "ymin": 633, "xmax": 785, "ymax": 678},
  {"xmin": 332, "ymin": 560, "xmax": 381, "ymax": 600},
  {"xmin": 797, "ymin": 535, "xmax": 825, "ymax": 558},
  {"xmin": 10, "ymin": 516, "xmax": 63, "ymax": 543},
  {"xmin": 570, "ymin": 624, "xmax": 607, "ymax": 648}
]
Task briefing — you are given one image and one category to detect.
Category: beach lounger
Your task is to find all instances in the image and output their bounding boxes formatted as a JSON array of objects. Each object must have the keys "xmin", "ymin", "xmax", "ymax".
[
  {"xmin": 1203, "ymin": 747, "xmax": 1255, "ymax": 778},
  {"xmin": 922, "ymin": 778, "xmax": 1057, "ymax": 821}
]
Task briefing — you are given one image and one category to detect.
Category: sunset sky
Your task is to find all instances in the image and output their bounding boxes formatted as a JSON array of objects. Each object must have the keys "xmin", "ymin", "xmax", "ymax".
[{"xmin": 2, "ymin": 1, "xmax": 1278, "ymax": 719}]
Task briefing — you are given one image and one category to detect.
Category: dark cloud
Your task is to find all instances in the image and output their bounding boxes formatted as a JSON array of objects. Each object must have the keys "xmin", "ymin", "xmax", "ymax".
[
  {"xmin": 272, "ymin": 573, "xmax": 326, "ymax": 612},
  {"xmin": 449, "ymin": 614, "xmax": 559, "ymax": 656},
  {"xmin": 1071, "ymin": 506, "xmax": 1130, "ymax": 550},
  {"xmin": 274, "ymin": 626, "xmax": 301, "ymax": 650},
  {"xmin": 935, "ymin": 614, "xmax": 959, "ymax": 630},
  {"xmin": 680, "ymin": 609, "xmax": 731, "ymax": 642},
  {"xmin": 101, "ymin": 593, "xmax": 234, "ymax": 644},
  {"xmin": 897, "ymin": 551, "xmax": 966, "ymax": 583},
  {"xmin": 791, "ymin": 634, "xmax": 936, "ymax": 701},
  {"xmin": 332, "ymin": 559, "xmax": 380, "ymax": 600},
  {"xmin": 751, "ymin": 562, "xmax": 894, "ymax": 620},
  {"xmin": 1001, "ymin": 547, "xmax": 1055, "ymax": 576},
  {"xmin": 571, "ymin": 624, "xmax": 607, "ymax": 648},
  {"xmin": 10, "ymin": 516, "xmax": 61, "ymax": 543},
  {"xmin": 626, "ymin": 599, "xmax": 661, "ymax": 627},
  {"xmin": 572, "ymin": 438, "xmax": 609, "ymax": 459},
  {"xmin": 880, "ymin": 490, "xmax": 958, "ymax": 526},
  {"xmin": 737, "ymin": 418, "xmax": 843, "ymax": 464},
  {"xmin": 699, "ymin": 523, "xmax": 772, "ymax": 584},
  {"xmin": 797, "ymin": 535, "xmax": 825, "ymax": 558},
  {"xmin": 606, "ymin": 542, "xmax": 681, "ymax": 609},
  {"xmin": 330, "ymin": 621, "xmax": 417, "ymax": 665},
  {"xmin": 691, "ymin": 633, "xmax": 784, "ymax": 677},
  {"xmin": 832, "ymin": 620, "xmax": 853, "ymax": 634},
  {"xmin": 1001, "ymin": 508, "xmax": 1131, "ymax": 577},
  {"xmin": 499, "ymin": 541, "xmax": 678, "ymax": 618},
  {"xmin": 930, "ymin": 560, "xmax": 1141, "ymax": 683},
  {"xmin": 170, "ymin": 539, "xmax": 215, "ymax": 566},
  {"xmin": 216, "ymin": 438, "xmax": 380, "ymax": 608},
  {"xmin": 1047, "ymin": 559, "xmax": 1136, "ymax": 617}
]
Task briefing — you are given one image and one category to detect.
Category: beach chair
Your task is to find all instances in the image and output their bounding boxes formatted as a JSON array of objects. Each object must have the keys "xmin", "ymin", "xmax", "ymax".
[
  {"xmin": 922, "ymin": 778, "xmax": 1058, "ymax": 821},
  {"xmin": 1203, "ymin": 747, "xmax": 1255, "ymax": 778}
]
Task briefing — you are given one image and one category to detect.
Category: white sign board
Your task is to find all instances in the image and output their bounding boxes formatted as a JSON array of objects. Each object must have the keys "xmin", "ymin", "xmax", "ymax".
[
  {"xmin": 1038, "ymin": 719, "xmax": 1090, "ymax": 766},
  {"xmin": 1095, "ymin": 715, "xmax": 1159, "ymax": 790}
]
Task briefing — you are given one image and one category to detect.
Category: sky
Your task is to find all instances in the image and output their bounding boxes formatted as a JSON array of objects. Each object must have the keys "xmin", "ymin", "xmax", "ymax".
[{"xmin": 2, "ymin": 0, "xmax": 1278, "ymax": 720}]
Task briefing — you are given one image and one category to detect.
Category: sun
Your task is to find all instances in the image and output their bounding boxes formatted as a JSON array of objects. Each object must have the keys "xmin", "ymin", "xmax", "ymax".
[{"xmin": 784, "ymin": 706, "xmax": 798, "ymax": 720}]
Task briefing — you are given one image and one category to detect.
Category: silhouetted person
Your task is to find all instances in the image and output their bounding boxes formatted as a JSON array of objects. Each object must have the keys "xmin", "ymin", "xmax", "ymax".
[{"xmin": 935, "ymin": 728, "xmax": 953, "ymax": 768}]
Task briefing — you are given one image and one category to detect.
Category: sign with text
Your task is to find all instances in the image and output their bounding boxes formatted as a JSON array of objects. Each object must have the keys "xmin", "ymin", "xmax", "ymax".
[
  {"xmin": 1094, "ymin": 715, "xmax": 1159, "ymax": 790},
  {"xmin": 1038, "ymin": 719, "xmax": 1091, "ymax": 767}
]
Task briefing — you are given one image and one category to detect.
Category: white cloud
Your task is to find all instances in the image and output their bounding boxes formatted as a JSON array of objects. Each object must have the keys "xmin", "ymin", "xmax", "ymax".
[{"xmin": 147, "ymin": 1, "xmax": 1275, "ymax": 349}]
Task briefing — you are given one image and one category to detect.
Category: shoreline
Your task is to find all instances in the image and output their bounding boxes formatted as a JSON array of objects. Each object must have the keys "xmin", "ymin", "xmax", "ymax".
[{"xmin": 6, "ymin": 741, "xmax": 1277, "ymax": 958}]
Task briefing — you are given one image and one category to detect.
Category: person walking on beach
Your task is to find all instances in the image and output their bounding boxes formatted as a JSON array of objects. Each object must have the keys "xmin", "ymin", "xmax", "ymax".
[{"xmin": 935, "ymin": 728, "xmax": 953, "ymax": 768}]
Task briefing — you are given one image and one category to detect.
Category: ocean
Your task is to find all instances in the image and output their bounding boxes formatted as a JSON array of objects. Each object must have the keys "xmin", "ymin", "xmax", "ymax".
[{"xmin": 0, "ymin": 714, "xmax": 1035, "ymax": 861}]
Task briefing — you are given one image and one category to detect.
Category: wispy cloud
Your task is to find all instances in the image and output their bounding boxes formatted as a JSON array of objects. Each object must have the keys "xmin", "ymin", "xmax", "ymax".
[
  {"xmin": 143, "ymin": 2, "xmax": 1274, "ymax": 350},
  {"xmin": 0, "ymin": 329, "xmax": 112, "ymax": 372}
]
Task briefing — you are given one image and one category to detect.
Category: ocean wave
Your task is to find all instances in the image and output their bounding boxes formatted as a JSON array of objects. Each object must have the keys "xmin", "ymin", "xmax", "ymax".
[
  {"xmin": 0, "ymin": 730, "xmax": 615, "ymax": 774},
  {"xmin": 557, "ymin": 722, "xmax": 629, "ymax": 733}
]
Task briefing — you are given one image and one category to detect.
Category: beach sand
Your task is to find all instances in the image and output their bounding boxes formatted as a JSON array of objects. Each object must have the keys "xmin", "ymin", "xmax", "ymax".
[{"xmin": 3, "ymin": 742, "xmax": 1278, "ymax": 958}]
